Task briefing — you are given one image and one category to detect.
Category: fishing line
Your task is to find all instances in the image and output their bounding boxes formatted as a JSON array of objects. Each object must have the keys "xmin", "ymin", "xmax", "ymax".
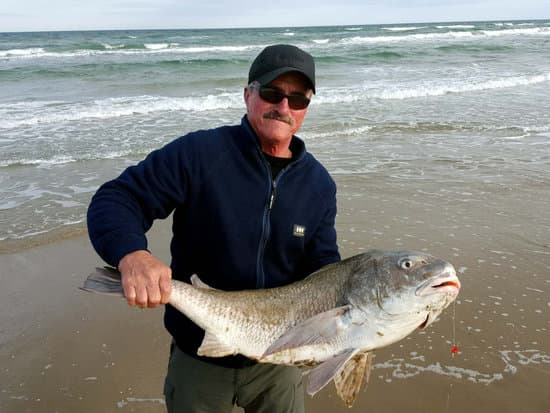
[{"xmin": 451, "ymin": 300, "xmax": 458, "ymax": 356}]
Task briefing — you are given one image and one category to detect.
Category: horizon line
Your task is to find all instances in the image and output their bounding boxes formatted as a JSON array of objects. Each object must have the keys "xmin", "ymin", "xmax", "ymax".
[{"xmin": 1, "ymin": 17, "xmax": 549, "ymax": 35}]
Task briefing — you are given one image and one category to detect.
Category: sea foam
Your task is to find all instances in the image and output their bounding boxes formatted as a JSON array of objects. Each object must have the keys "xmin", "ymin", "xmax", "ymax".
[{"xmin": 0, "ymin": 93, "xmax": 243, "ymax": 129}]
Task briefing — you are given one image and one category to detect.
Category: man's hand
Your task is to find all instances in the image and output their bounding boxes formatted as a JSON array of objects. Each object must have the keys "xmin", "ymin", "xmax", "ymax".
[{"xmin": 117, "ymin": 250, "xmax": 172, "ymax": 308}]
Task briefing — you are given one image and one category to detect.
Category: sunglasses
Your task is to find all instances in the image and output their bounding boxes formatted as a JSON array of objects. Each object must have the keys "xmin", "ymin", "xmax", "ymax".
[{"xmin": 253, "ymin": 86, "xmax": 311, "ymax": 110}]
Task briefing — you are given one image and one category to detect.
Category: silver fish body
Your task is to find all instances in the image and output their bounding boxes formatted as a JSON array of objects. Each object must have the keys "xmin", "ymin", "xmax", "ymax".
[{"xmin": 82, "ymin": 249, "xmax": 460, "ymax": 407}]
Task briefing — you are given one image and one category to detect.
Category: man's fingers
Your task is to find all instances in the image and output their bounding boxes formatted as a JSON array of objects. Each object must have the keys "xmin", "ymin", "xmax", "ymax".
[
  {"xmin": 124, "ymin": 284, "xmax": 137, "ymax": 307},
  {"xmin": 146, "ymin": 283, "xmax": 162, "ymax": 308},
  {"xmin": 159, "ymin": 276, "xmax": 172, "ymax": 305},
  {"xmin": 135, "ymin": 283, "xmax": 149, "ymax": 308}
]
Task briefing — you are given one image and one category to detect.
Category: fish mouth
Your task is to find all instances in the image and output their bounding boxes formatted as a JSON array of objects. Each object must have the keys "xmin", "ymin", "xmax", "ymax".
[{"xmin": 415, "ymin": 269, "xmax": 461, "ymax": 297}]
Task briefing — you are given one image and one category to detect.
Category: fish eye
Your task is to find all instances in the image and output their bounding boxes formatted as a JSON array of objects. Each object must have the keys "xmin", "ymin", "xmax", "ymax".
[{"xmin": 399, "ymin": 258, "xmax": 413, "ymax": 270}]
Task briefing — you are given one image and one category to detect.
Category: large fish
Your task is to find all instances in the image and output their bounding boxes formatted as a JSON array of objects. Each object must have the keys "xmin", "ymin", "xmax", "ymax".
[{"xmin": 82, "ymin": 249, "xmax": 460, "ymax": 407}]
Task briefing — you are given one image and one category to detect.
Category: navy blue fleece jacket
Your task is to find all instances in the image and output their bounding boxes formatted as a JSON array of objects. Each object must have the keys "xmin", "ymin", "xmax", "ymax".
[{"xmin": 87, "ymin": 116, "xmax": 340, "ymax": 366}]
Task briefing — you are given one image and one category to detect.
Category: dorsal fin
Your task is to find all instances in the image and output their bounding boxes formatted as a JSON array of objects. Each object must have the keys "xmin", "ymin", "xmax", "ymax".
[{"xmin": 190, "ymin": 274, "xmax": 219, "ymax": 290}]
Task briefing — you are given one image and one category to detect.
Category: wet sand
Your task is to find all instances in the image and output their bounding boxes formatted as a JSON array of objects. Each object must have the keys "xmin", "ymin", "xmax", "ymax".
[{"xmin": 1, "ymin": 174, "xmax": 549, "ymax": 412}]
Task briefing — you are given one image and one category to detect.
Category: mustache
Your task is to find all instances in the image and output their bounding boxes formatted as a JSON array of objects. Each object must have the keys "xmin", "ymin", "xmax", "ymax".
[{"xmin": 263, "ymin": 111, "xmax": 294, "ymax": 126}]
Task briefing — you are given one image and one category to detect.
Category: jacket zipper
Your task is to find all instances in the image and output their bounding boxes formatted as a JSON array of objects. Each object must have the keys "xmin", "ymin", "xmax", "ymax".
[
  {"xmin": 255, "ymin": 149, "xmax": 295, "ymax": 288},
  {"xmin": 256, "ymin": 176, "xmax": 275, "ymax": 288}
]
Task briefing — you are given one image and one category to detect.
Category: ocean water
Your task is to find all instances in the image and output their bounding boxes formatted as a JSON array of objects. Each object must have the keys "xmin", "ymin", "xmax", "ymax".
[{"xmin": 1, "ymin": 20, "xmax": 550, "ymax": 242}]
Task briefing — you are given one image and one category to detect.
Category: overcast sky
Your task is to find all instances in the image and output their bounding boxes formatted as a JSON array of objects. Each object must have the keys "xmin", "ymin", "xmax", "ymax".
[{"xmin": 1, "ymin": 0, "xmax": 549, "ymax": 32}]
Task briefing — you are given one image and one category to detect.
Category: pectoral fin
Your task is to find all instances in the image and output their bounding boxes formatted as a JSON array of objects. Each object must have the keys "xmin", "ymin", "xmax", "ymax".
[
  {"xmin": 262, "ymin": 306, "xmax": 352, "ymax": 357},
  {"xmin": 306, "ymin": 349, "xmax": 359, "ymax": 397},
  {"xmin": 334, "ymin": 350, "xmax": 373, "ymax": 407},
  {"xmin": 197, "ymin": 332, "xmax": 237, "ymax": 358}
]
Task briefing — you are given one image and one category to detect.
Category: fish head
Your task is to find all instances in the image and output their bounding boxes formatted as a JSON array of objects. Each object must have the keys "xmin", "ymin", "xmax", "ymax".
[{"xmin": 346, "ymin": 250, "xmax": 460, "ymax": 333}]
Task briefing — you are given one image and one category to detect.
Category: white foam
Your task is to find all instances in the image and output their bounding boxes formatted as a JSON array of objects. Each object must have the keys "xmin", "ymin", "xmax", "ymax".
[
  {"xmin": 369, "ymin": 73, "xmax": 550, "ymax": 100},
  {"xmin": 436, "ymin": 25, "xmax": 476, "ymax": 29},
  {"xmin": 144, "ymin": 43, "xmax": 179, "ymax": 50},
  {"xmin": 383, "ymin": 26, "xmax": 427, "ymax": 31},
  {"xmin": 0, "ymin": 44, "xmax": 261, "ymax": 60},
  {"xmin": 374, "ymin": 349, "xmax": 550, "ymax": 384},
  {"xmin": 311, "ymin": 72, "xmax": 550, "ymax": 105},
  {"xmin": 0, "ymin": 93, "xmax": 243, "ymax": 129},
  {"xmin": 340, "ymin": 31, "xmax": 476, "ymax": 45},
  {"xmin": 0, "ymin": 155, "xmax": 76, "ymax": 168},
  {"xmin": 340, "ymin": 27, "xmax": 550, "ymax": 45},
  {"xmin": 102, "ymin": 43, "xmax": 126, "ymax": 50},
  {"xmin": 302, "ymin": 125, "xmax": 372, "ymax": 140},
  {"xmin": 0, "ymin": 149, "xmax": 134, "ymax": 168},
  {"xmin": 117, "ymin": 397, "xmax": 165, "ymax": 408},
  {"xmin": 481, "ymin": 28, "xmax": 550, "ymax": 37},
  {"xmin": 0, "ymin": 47, "xmax": 45, "ymax": 57}
]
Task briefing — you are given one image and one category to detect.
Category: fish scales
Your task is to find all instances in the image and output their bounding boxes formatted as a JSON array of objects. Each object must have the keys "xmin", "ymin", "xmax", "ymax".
[{"xmin": 169, "ymin": 261, "xmax": 351, "ymax": 358}]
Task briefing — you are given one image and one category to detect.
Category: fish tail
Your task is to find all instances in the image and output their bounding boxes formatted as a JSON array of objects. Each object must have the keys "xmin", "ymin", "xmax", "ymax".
[{"xmin": 80, "ymin": 267, "xmax": 125, "ymax": 296}]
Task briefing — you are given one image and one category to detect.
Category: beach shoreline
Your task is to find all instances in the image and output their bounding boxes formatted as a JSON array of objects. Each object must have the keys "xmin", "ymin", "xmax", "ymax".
[
  {"xmin": 1, "ymin": 174, "xmax": 549, "ymax": 412},
  {"xmin": 0, "ymin": 225, "xmax": 88, "ymax": 255}
]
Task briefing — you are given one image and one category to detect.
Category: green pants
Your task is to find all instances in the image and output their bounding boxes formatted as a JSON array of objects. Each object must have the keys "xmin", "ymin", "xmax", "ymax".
[{"xmin": 163, "ymin": 343, "xmax": 305, "ymax": 413}]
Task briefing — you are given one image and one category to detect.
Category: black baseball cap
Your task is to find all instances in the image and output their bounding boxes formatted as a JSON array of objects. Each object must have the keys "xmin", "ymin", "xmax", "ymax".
[{"xmin": 248, "ymin": 44, "xmax": 316, "ymax": 93}]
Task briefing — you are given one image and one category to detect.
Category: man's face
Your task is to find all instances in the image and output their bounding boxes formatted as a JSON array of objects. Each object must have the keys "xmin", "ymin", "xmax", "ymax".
[{"xmin": 244, "ymin": 72, "xmax": 312, "ymax": 154}]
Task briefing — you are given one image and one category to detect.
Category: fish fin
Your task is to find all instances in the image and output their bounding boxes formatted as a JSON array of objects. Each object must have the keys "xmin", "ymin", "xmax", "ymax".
[
  {"xmin": 80, "ymin": 267, "xmax": 124, "ymax": 296},
  {"xmin": 263, "ymin": 306, "xmax": 351, "ymax": 356},
  {"xmin": 334, "ymin": 350, "xmax": 373, "ymax": 408},
  {"xmin": 306, "ymin": 349, "xmax": 359, "ymax": 396},
  {"xmin": 197, "ymin": 332, "xmax": 238, "ymax": 358},
  {"xmin": 190, "ymin": 274, "xmax": 218, "ymax": 290}
]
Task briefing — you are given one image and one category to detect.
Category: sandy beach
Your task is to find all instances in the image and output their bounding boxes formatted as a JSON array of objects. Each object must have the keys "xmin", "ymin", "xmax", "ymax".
[{"xmin": 1, "ymin": 173, "xmax": 549, "ymax": 413}]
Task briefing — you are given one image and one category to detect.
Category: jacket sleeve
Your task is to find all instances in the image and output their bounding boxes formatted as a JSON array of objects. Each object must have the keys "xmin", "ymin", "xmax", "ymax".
[
  {"xmin": 305, "ymin": 182, "xmax": 341, "ymax": 273},
  {"xmin": 87, "ymin": 138, "xmax": 189, "ymax": 267}
]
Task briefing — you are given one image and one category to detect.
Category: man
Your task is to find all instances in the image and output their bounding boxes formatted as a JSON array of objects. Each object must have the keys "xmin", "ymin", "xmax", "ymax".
[{"xmin": 87, "ymin": 44, "xmax": 340, "ymax": 413}]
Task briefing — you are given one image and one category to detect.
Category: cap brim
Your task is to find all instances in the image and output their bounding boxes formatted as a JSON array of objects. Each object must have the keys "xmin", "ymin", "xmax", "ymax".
[{"xmin": 255, "ymin": 67, "xmax": 316, "ymax": 94}]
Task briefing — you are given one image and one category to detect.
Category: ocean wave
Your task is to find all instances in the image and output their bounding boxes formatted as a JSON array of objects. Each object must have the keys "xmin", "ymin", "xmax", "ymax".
[
  {"xmin": 480, "ymin": 27, "xmax": 550, "ymax": 37},
  {"xmin": 339, "ymin": 26, "xmax": 550, "ymax": 45},
  {"xmin": 341, "ymin": 32, "xmax": 475, "ymax": 45},
  {"xmin": 315, "ymin": 72, "xmax": 550, "ymax": 102},
  {"xmin": 0, "ymin": 93, "xmax": 243, "ymax": 129},
  {"xmin": 302, "ymin": 125, "xmax": 373, "ymax": 140},
  {"xmin": 2, "ymin": 72, "xmax": 547, "ymax": 131},
  {"xmin": 144, "ymin": 43, "xmax": 180, "ymax": 50},
  {"xmin": 0, "ymin": 47, "xmax": 45, "ymax": 57},
  {"xmin": 493, "ymin": 22, "xmax": 516, "ymax": 27},
  {"xmin": 371, "ymin": 73, "xmax": 550, "ymax": 99},
  {"xmin": 0, "ymin": 44, "xmax": 262, "ymax": 60},
  {"xmin": 3, "ymin": 25, "xmax": 549, "ymax": 62},
  {"xmin": 436, "ymin": 25, "xmax": 475, "ymax": 29},
  {"xmin": 0, "ymin": 155, "xmax": 78, "ymax": 168},
  {"xmin": 0, "ymin": 150, "xmax": 134, "ymax": 168},
  {"xmin": 382, "ymin": 26, "xmax": 427, "ymax": 31},
  {"xmin": 102, "ymin": 43, "xmax": 127, "ymax": 50}
]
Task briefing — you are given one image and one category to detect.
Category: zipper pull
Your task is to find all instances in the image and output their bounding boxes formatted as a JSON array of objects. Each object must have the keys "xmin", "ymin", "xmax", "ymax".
[{"xmin": 269, "ymin": 181, "xmax": 276, "ymax": 209}]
